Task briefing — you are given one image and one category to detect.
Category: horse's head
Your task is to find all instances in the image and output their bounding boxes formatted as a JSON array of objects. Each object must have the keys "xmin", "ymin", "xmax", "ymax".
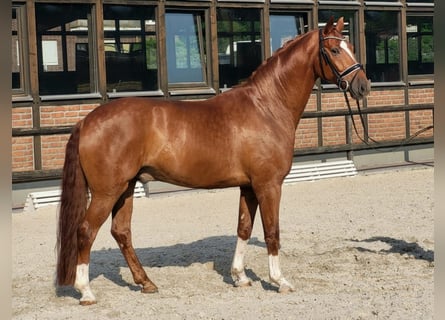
[{"xmin": 318, "ymin": 16, "xmax": 371, "ymax": 100}]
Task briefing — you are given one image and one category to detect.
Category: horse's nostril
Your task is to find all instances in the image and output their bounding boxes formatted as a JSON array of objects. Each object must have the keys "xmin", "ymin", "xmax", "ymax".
[{"xmin": 359, "ymin": 80, "xmax": 371, "ymax": 96}]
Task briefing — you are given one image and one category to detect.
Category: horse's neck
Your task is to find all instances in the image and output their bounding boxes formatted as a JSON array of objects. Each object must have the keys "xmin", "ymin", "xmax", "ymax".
[{"xmin": 245, "ymin": 31, "xmax": 318, "ymax": 127}]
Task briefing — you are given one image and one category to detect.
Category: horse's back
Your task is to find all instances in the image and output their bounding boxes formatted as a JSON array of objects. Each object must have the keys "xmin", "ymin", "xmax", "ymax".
[{"xmin": 78, "ymin": 96, "xmax": 293, "ymax": 190}]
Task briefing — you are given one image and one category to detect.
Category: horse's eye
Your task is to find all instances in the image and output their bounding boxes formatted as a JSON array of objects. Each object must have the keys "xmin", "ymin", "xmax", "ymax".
[{"xmin": 331, "ymin": 47, "xmax": 340, "ymax": 55}]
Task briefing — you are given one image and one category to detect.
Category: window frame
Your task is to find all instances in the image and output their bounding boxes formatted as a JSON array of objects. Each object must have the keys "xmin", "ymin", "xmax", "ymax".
[
  {"xmin": 12, "ymin": 4, "xmax": 31, "ymax": 101},
  {"xmin": 165, "ymin": 7, "xmax": 215, "ymax": 96},
  {"xmin": 405, "ymin": 10, "xmax": 434, "ymax": 84},
  {"xmin": 103, "ymin": 4, "xmax": 161, "ymax": 98},
  {"xmin": 35, "ymin": 2, "xmax": 100, "ymax": 100},
  {"xmin": 364, "ymin": 7, "xmax": 404, "ymax": 86},
  {"xmin": 269, "ymin": 10, "xmax": 309, "ymax": 54},
  {"xmin": 216, "ymin": 6, "xmax": 263, "ymax": 90}
]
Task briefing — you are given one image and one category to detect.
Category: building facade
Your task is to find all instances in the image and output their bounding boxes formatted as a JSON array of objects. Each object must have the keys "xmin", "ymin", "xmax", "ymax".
[{"xmin": 12, "ymin": 0, "xmax": 434, "ymax": 184}]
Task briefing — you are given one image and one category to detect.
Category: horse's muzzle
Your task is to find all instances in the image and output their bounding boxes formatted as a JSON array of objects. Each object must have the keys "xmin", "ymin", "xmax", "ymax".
[{"xmin": 349, "ymin": 73, "xmax": 371, "ymax": 100}]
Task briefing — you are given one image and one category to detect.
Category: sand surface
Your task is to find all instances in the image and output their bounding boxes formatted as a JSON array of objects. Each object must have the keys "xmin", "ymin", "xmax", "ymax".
[{"xmin": 12, "ymin": 167, "xmax": 434, "ymax": 319}]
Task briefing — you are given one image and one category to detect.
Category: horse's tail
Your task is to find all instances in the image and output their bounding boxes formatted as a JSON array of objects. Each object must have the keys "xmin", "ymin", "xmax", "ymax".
[{"xmin": 56, "ymin": 121, "xmax": 88, "ymax": 286}]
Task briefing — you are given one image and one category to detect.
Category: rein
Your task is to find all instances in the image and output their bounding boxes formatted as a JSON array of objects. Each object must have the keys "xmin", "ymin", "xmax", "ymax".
[{"xmin": 318, "ymin": 28, "xmax": 434, "ymax": 151}]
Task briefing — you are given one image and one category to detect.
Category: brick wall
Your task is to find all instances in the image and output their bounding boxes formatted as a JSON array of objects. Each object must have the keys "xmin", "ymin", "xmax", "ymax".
[
  {"xmin": 295, "ymin": 93, "xmax": 317, "ymax": 149},
  {"xmin": 12, "ymin": 104, "xmax": 98, "ymax": 173},
  {"xmin": 12, "ymin": 137, "xmax": 34, "ymax": 171},
  {"xmin": 40, "ymin": 104, "xmax": 96, "ymax": 127},
  {"xmin": 12, "ymin": 107, "xmax": 34, "ymax": 171},
  {"xmin": 408, "ymin": 88, "xmax": 434, "ymax": 138}
]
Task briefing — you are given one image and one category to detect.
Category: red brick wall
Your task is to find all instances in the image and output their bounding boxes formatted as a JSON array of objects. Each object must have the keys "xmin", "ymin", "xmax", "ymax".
[
  {"xmin": 40, "ymin": 104, "xmax": 98, "ymax": 169},
  {"xmin": 40, "ymin": 104, "xmax": 97, "ymax": 127},
  {"xmin": 367, "ymin": 89, "xmax": 405, "ymax": 107},
  {"xmin": 12, "ymin": 137, "xmax": 34, "ymax": 171},
  {"xmin": 295, "ymin": 93, "xmax": 317, "ymax": 149},
  {"xmin": 12, "ymin": 104, "xmax": 98, "ymax": 172},
  {"xmin": 408, "ymin": 88, "xmax": 434, "ymax": 138},
  {"xmin": 12, "ymin": 107, "xmax": 34, "ymax": 171},
  {"xmin": 41, "ymin": 134, "xmax": 71, "ymax": 170}
]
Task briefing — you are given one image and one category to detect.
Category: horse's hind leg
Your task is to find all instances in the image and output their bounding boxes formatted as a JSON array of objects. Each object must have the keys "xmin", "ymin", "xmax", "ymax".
[
  {"xmin": 75, "ymin": 196, "xmax": 115, "ymax": 305},
  {"xmin": 231, "ymin": 186, "xmax": 258, "ymax": 287},
  {"xmin": 111, "ymin": 180, "xmax": 158, "ymax": 294}
]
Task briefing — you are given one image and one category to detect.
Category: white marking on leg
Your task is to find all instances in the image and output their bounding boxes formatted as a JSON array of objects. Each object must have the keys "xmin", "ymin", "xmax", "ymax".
[
  {"xmin": 231, "ymin": 237, "xmax": 251, "ymax": 286},
  {"xmin": 74, "ymin": 264, "xmax": 96, "ymax": 304},
  {"xmin": 268, "ymin": 255, "xmax": 295, "ymax": 293}
]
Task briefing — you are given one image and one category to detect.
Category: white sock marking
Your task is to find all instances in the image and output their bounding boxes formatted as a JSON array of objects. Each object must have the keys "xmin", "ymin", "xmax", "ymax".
[
  {"xmin": 231, "ymin": 237, "xmax": 250, "ymax": 285},
  {"xmin": 74, "ymin": 264, "xmax": 96, "ymax": 303}
]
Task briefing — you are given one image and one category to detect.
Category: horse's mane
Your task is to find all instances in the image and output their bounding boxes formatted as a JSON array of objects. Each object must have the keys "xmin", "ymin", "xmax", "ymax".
[{"xmin": 242, "ymin": 29, "xmax": 315, "ymax": 87}]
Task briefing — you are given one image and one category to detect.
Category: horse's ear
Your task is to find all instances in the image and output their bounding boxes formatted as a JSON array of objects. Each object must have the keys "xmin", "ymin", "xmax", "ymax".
[
  {"xmin": 323, "ymin": 16, "xmax": 335, "ymax": 35},
  {"xmin": 336, "ymin": 17, "xmax": 345, "ymax": 33}
]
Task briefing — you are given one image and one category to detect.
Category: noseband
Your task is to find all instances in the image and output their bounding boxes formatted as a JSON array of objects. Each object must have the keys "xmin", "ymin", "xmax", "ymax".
[{"xmin": 319, "ymin": 29, "xmax": 363, "ymax": 92}]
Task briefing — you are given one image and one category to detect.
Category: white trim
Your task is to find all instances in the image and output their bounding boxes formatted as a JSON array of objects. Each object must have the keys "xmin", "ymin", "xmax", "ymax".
[
  {"xmin": 364, "ymin": 1, "xmax": 403, "ymax": 6},
  {"xmin": 319, "ymin": 0, "xmax": 360, "ymax": 5},
  {"xmin": 107, "ymin": 90, "xmax": 164, "ymax": 99},
  {"xmin": 40, "ymin": 93, "xmax": 102, "ymax": 101}
]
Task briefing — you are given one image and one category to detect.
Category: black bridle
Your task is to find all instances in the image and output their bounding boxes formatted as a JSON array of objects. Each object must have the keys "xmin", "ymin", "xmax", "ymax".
[
  {"xmin": 318, "ymin": 28, "xmax": 377, "ymax": 144},
  {"xmin": 318, "ymin": 28, "xmax": 363, "ymax": 92},
  {"xmin": 318, "ymin": 28, "xmax": 433, "ymax": 148}
]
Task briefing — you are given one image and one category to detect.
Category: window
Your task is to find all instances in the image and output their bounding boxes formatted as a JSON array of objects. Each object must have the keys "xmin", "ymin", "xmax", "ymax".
[
  {"xmin": 406, "ymin": 15, "xmax": 433, "ymax": 76},
  {"xmin": 165, "ymin": 11, "xmax": 207, "ymax": 86},
  {"xmin": 103, "ymin": 5, "xmax": 158, "ymax": 93},
  {"xmin": 318, "ymin": 10, "xmax": 357, "ymax": 42},
  {"xmin": 364, "ymin": 11, "xmax": 401, "ymax": 83},
  {"xmin": 269, "ymin": 12, "xmax": 308, "ymax": 53},
  {"xmin": 12, "ymin": 5, "xmax": 27, "ymax": 95},
  {"xmin": 36, "ymin": 3, "xmax": 95, "ymax": 96},
  {"xmin": 217, "ymin": 8, "xmax": 261, "ymax": 89}
]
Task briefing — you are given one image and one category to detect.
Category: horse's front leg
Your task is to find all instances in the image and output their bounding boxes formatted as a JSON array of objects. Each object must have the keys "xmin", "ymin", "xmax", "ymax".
[
  {"xmin": 231, "ymin": 186, "xmax": 258, "ymax": 287},
  {"xmin": 255, "ymin": 182, "xmax": 295, "ymax": 293}
]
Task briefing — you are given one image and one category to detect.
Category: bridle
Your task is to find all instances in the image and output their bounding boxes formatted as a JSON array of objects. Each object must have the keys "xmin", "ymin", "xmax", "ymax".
[
  {"xmin": 318, "ymin": 28, "xmax": 363, "ymax": 92},
  {"xmin": 318, "ymin": 28, "xmax": 378, "ymax": 144},
  {"xmin": 318, "ymin": 28, "xmax": 433, "ymax": 148}
]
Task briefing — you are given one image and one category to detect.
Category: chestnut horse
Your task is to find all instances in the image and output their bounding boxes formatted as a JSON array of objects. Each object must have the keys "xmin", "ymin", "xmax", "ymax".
[{"xmin": 56, "ymin": 17, "xmax": 370, "ymax": 305}]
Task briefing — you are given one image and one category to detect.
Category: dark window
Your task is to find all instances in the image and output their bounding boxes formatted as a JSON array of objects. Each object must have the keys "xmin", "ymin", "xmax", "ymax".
[
  {"xmin": 269, "ymin": 13, "xmax": 308, "ymax": 53},
  {"xmin": 165, "ymin": 11, "xmax": 207, "ymax": 86},
  {"xmin": 318, "ymin": 10, "xmax": 357, "ymax": 43},
  {"xmin": 12, "ymin": 5, "xmax": 26, "ymax": 94},
  {"xmin": 104, "ymin": 5, "xmax": 158, "ymax": 93},
  {"xmin": 365, "ymin": 11, "xmax": 401, "ymax": 82},
  {"xmin": 407, "ymin": 15, "xmax": 433, "ymax": 76},
  {"xmin": 36, "ymin": 3, "xmax": 94, "ymax": 96},
  {"xmin": 217, "ymin": 8, "xmax": 261, "ymax": 89}
]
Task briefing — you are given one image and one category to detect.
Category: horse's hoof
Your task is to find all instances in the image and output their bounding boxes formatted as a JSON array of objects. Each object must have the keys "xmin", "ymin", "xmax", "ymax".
[
  {"xmin": 278, "ymin": 283, "xmax": 295, "ymax": 294},
  {"xmin": 141, "ymin": 283, "xmax": 159, "ymax": 294},
  {"xmin": 234, "ymin": 278, "xmax": 252, "ymax": 287},
  {"xmin": 79, "ymin": 299, "xmax": 97, "ymax": 306}
]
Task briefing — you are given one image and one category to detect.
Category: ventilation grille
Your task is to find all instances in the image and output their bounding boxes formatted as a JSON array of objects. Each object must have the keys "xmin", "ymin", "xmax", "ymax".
[
  {"xmin": 284, "ymin": 160, "xmax": 357, "ymax": 184},
  {"xmin": 24, "ymin": 181, "xmax": 147, "ymax": 212}
]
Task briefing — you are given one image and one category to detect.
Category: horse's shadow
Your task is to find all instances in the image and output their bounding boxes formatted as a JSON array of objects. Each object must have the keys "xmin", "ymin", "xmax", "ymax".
[
  {"xmin": 56, "ymin": 235, "xmax": 271, "ymax": 298},
  {"xmin": 350, "ymin": 236, "xmax": 434, "ymax": 262}
]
